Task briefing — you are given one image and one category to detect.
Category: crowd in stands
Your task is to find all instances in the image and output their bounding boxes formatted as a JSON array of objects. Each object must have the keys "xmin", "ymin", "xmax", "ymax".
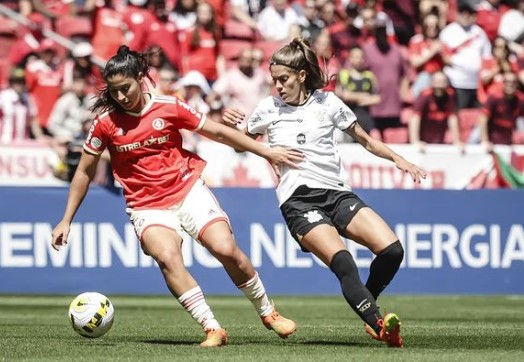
[{"xmin": 1, "ymin": 0, "xmax": 524, "ymax": 182}]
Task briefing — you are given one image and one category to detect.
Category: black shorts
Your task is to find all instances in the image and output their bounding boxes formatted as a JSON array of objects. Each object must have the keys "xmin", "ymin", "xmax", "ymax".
[{"xmin": 280, "ymin": 185, "xmax": 367, "ymax": 251}]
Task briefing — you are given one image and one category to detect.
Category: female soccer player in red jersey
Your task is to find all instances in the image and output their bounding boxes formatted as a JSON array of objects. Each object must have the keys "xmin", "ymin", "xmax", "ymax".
[{"xmin": 51, "ymin": 46, "xmax": 302, "ymax": 347}]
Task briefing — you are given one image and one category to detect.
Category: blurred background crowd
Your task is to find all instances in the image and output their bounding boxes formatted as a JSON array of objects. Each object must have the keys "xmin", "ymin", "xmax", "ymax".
[{"xmin": 1, "ymin": 0, "xmax": 524, "ymax": 183}]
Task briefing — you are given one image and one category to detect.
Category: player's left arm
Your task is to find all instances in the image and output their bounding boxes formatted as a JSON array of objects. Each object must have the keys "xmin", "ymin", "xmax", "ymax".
[{"xmin": 346, "ymin": 122, "xmax": 427, "ymax": 183}]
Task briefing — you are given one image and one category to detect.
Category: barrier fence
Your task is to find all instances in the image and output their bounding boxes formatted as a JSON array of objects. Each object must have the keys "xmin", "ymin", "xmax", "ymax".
[{"xmin": 0, "ymin": 187, "xmax": 522, "ymax": 295}]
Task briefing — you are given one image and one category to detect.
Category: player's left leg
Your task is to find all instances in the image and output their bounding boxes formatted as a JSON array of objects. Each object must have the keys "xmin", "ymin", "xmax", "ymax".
[
  {"xmin": 342, "ymin": 207, "xmax": 404, "ymax": 347},
  {"xmin": 199, "ymin": 221, "xmax": 296, "ymax": 339},
  {"xmin": 342, "ymin": 207, "xmax": 404, "ymax": 301}
]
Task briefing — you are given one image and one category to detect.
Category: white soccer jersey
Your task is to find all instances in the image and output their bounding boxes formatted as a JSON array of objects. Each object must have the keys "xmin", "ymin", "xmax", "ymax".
[{"xmin": 247, "ymin": 90, "xmax": 357, "ymax": 205}]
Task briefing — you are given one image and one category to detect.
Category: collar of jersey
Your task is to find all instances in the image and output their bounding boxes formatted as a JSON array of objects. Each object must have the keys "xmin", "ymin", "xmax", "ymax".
[
  {"xmin": 283, "ymin": 90, "xmax": 316, "ymax": 108},
  {"xmin": 123, "ymin": 93, "xmax": 155, "ymax": 117}
]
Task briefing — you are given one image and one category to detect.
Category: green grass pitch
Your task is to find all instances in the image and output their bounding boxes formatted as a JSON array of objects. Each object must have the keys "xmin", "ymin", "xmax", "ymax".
[{"xmin": 1, "ymin": 295, "xmax": 523, "ymax": 361}]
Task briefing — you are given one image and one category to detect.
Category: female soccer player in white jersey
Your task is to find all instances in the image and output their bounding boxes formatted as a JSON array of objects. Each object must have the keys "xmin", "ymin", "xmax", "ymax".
[
  {"xmin": 223, "ymin": 37, "xmax": 427, "ymax": 348},
  {"xmin": 50, "ymin": 46, "xmax": 302, "ymax": 347}
]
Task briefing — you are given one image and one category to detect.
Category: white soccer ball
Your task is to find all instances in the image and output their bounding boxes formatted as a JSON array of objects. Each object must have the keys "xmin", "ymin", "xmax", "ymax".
[{"xmin": 68, "ymin": 292, "xmax": 115, "ymax": 338}]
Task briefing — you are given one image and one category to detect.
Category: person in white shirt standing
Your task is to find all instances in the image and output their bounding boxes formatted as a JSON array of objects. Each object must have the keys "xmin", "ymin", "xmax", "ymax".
[
  {"xmin": 439, "ymin": 2, "xmax": 492, "ymax": 109},
  {"xmin": 223, "ymin": 37, "xmax": 426, "ymax": 348},
  {"xmin": 0, "ymin": 68, "xmax": 38, "ymax": 143}
]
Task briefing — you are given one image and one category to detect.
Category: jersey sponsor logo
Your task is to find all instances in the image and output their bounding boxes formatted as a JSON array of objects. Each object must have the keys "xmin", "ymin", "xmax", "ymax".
[
  {"xmin": 304, "ymin": 210, "xmax": 322, "ymax": 223},
  {"xmin": 152, "ymin": 118, "xmax": 165, "ymax": 130},
  {"xmin": 90, "ymin": 137, "xmax": 102, "ymax": 149},
  {"xmin": 85, "ymin": 119, "xmax": 98, "ymax": 144},
  {"xmin": 297, "ymin": 133, "xmax": 306, "ymax": 144},
  {"xmin": 115, "ymin": 134, "xmax": 170, "ymax": 152},
  {"xmin": 249, "ymin": 113, "xmax": 262, "ymax": 127}
]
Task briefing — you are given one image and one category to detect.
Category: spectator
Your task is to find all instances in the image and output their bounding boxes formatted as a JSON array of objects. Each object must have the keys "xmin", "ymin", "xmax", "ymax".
[
  {"xmin": 439, "ymin": 2, "xmax": 492, "ymax": 110},
  {"xmin": 208, "ymin": 47, "xmax": 270, "ymax": 122},
  {"xmin": 312, "ymin": 31, "xmax": 340, "ymax": 92},
  {"xmin": 297, "ymin": 0, "xmax": 324, "ymax": 43},
  {"xmin": 408, "ymin": 13, "xmax": 444, "ymax": 98},
  {"xmin": 169, "ymin": 0, "xmax": 197, "ymax": 35},
  {"xmin": 174, "ymin": 70, "xmax": 210, "ymax": 151},
  {"xmin": 25, "ymin": 39, "xmax": 64, "ymax": 136},
  {"xmin": 256, "ymin": 0, "xmax": 301, "ymax": 42},
  {"xmin": 122, "ymin": 0, "xmax": 157, "ymax": 52},
  {"xmin": 479, "ymin": 72, "xmax": 524, "ymax": 151},
  {"xmin": 85, "ymin": 0, "xmax": 126, "ymax": 62},
  {"xmin": 418, "ymin": 0, "xmax": 449, "ymax": 29},
  {"xmin": 229, "ymin": 0, "xmax": 266, "ymax": 33},
  {"xmin": 3, "ymin": 0, "xmax": 32, "ymax": 15},
  {"xmin": 317, "ymin": 0, "xmax": 338, "ymax": 28},
  {"xmin": 476, "ymin": 0, "xmax": 504, "ymax": 42},
  {"xmin": 328, "ymin": 2, "xmax": 362, "ymax": 66},
  {"xmin": 354, "ymin": 3, "xmax": 396, "ymax": 44},
  {"xmin": 0, "ymin": 68, "xmax": 38, "ymax": 143},
  {"xmin": 47, "ymin": 76, "xmax": 95, "ymax": 142},
  {"xmin": 409, "ymin": 71, "xmax": 462, "ymax": 152},
  {"xmin": 335, "ymin": 46, "xmax": 380, "ymax": 135},
  {"xmin": 146, "ymin": 1, "xmax": 182, "ymax": 72},
  {"xmin": 478, "ymin": 35, "xmax": 518, "ymax": 105},
  {"xmin": 498, "ymin": 0, "xmax": 524, "ymax": 56},
  {"xmin": 155, "ymin": 67, "xmax": 181, "ymax": 97},
  {"xmin": 381, "ymin": 0, "xmax": 418, "ymax": 46},
  {"xmin": 8, "ymin": 12, "xmax": 50, "ymax": 67},
  {"xmin": 62, "ymin": 42, "xmax": 102, "ymax": 94},
  {"xmin": 363, "ymin": 19, "xmax": 410, "ymax": 138},
  {"xmin": 179, "ymin": 1, "xmax": 223, "ymax": 83}
]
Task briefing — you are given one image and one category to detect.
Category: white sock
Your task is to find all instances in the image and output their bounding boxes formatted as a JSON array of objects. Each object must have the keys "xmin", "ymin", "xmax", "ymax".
[
  {"xmin": 237, "ymin": 272, "xmax": 273, "ymax": 317},
  {"xmin": 178, "ymin": 286, "xmax": 221, "ymax": 330}
]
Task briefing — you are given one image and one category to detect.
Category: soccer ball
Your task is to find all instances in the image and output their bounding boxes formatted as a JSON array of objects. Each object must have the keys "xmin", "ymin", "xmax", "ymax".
[{"xmin": 68, "ymin": 292, "xmax": 115, "ymax": 338}]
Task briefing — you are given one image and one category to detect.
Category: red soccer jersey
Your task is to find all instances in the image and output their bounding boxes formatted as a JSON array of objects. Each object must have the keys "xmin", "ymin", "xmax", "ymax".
[
  {"xmin": 414, "ymin": 89, "xmax": 457, "ymax": 144},
  {"xmin": 83, "ymin": 95, "xmax": 207, "ymax": 209},
  {"xmin": 482, "ymin": 94, "xmax": 524, "ymax": 144},
  {"xmin": 407, "ymin": 34, "xmax": 444, "ymax": 74}
]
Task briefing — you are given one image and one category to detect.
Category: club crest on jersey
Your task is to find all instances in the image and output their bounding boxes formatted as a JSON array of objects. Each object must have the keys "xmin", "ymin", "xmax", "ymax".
[
  {"xmin": 90, "ymin": 137, "xmax": 102, "ymax": 149},
  {"xmin": 152, "ymin": 118, "xmax": 165, "ymax": 130},
  {"xmin": 297, "ymin": 133, "xmax": 306, "ymax": 144},
  {"xmin": 304, "ymin": 210, "xmax": 322, "ymax": 223}
]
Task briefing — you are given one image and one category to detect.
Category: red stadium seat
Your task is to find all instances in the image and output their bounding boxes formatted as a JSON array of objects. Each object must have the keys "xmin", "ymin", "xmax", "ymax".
[
  {"xmin": 223, "ymin": 19, "xmax": 256, "ymax": 40},
  {"xmin": 254, "ymin": 40, "xmax": 285, "ymax": 64},
  {"xmin": 219, "ymin": 39, "xmax": 253, "ymax": 67},
  {"xmin": 0, "ymin": 18, "xmax": 18, "ymax": 60},
  {"xmin": 512, "ymin": 131, "xmax": 524, "ymax": 144},
  {"xmin": 54, "ymin": 15, "xmax": 93, "ymax": 39},
  {"xmin": 0, "ymin": 58, "xmax": 10, "ymax": 88},
  {"xmin": 458, "ymin": 108, "xmax": 482, "ymax": 143},
  {"xmin": 382, "ymin": 127, "xmax": 409, "ymax": 144}
]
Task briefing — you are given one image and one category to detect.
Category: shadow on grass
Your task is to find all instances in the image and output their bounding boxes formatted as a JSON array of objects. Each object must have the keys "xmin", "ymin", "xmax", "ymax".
[{"xmin": 140, "ymin": 339, "xmax": 198, "ymax": 346}]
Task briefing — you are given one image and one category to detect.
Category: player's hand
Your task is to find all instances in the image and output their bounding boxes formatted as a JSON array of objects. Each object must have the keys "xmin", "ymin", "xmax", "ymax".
[
  {"xmin": 266, "ymin": 147, "xmax": 304, "ymax": 179},
  {"xmin": 52, "ymin": 220, "xmax": 71, "ymax": 251},
  {"xmin": 395, "ymin": 157, "xmax": 427, "ymax": 183},
  {"xmin": 222, "ymin": 108, "xmax": 245, "ymax": 127}
]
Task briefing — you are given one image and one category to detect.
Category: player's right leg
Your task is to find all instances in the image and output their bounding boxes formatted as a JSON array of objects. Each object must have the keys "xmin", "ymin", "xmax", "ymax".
[{"xmin": 138, "ymin": 220, "xmax": 227, "ymax": 347}]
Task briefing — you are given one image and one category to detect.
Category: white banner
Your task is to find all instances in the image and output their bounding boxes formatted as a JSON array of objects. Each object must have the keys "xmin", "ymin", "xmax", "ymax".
[
  {"xmin": 1, "ymin": 140, "xmax": 523, "ymax": 188},
  {"xmin": 0, "ymin": 141, "xmax": 66, "ymax": 186}
]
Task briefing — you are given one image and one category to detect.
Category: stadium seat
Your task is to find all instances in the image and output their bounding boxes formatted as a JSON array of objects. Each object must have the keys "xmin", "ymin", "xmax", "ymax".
[
  {"xmin": 219, "ymin": 39, "xmax": 253, "ymax": 67},
  {"xmin": 458, "ymin": 108, "xmax": 482, "ymax": 143},
  {"xmin": 513, "ymin": 131, "xmax": 524, "ymax": 144},
  {"xmin": 0, "ymin": 58, "xmax": 10, "ymax": 88},
  {"xmin": 223, "ymin": 19, "xmax": 256, "ymax": 40},
  {"xmin": 54, "ymin": 15, "xmax": 93, "ymax": 40},
  {"xmin": 0, "ymin": 18, "xmax": 18, "ymax": 60},
  {"xmin": 382, "ymin": 127, "xmax": 409, "ymax": 144},
  {"xmin": 254, "ymin": 40, "xmax": 285, "ymax": 64}
]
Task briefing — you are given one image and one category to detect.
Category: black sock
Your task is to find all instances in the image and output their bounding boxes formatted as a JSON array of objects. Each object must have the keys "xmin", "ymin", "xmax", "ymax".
[
  {"xmin": 365, "ymin": 240, "xmax": 404, "ymax": 300},
  {"xmin": 330, "ymin": 250, "xmax": 382, "ymax": 333}
]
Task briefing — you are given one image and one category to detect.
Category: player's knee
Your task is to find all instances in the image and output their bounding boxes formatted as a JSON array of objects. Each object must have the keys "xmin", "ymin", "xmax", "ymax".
[
  {"xmin": 206, "ymin": 239, "xmax": 238, "ymax": 260},
  {"xmin": 385, "ymin": 240, "xmax": 404, "ymax": 265},
  {"xmin": 153, "ymin": 248, "xmax": 183, "ymax": 271},
  {"xmin": 329, "ymin": 250, "xmax": 358, "ymax": 280}
]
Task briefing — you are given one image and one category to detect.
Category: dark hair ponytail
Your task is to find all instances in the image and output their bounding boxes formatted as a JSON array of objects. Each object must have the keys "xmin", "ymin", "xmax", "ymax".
[
  {"xmin": 269, "ymin": 37, "xmax": 328, "ymax": 92},
  {"xmin": 91, "ymin": 45, "xmax": 153, "ymax": 113}
]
